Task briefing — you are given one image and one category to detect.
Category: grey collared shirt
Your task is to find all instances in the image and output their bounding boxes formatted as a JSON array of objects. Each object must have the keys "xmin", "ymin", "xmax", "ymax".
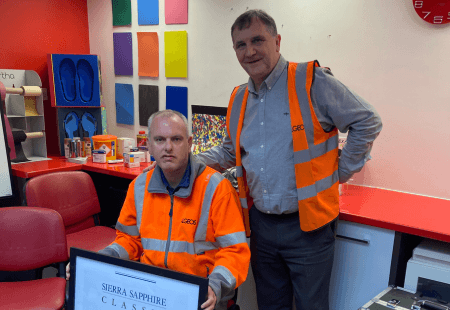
[{"xmin": 197, "ymin": 55, "xmax": 382, "ymax": 214}]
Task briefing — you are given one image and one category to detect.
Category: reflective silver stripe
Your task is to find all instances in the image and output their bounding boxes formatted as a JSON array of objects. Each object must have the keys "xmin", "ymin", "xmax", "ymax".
[
  {"xmin": 239, "ymin": 198, "xmax": 248, "ymax": 209},
  {"xmin": 108, "ymin": 242, "xmax": 129, "ymax": 259},
  {"xmin": 296, "ymin": 184, "xmax": 317, "ymax": 201},
  {"xmin": 141, "ymin": 238, "xmax": 166, "ymax": 252},
  {"xmin": 216, "ymin": 231, "xmax": 246, "ymax": 248},
  {"xmin": 235, "ymin": 166, "xmax": 243, "ymax": 177},
  {"xmin": 296, "ymin": 170, "xmax": 339, "ymax": 200},
  {"xmin": 134, "ymin": 173, "xmax": 147, "ymax": 230},
  {"xmin": 227, "ymin": 86, "xmax": 247, "ymax": 147},
  {"xmin": 211, "ymin": 265, "xmax": 236, "ymax": 290},
  {"xmin": 293, "ymin": 137, "xmax": 338, "ymax": 165},
  {"xmin": 310, "ymin": 137, "xmax": 338, "ymax": 159},
  {"xmin": 293, "ymin": 149, "xmax": 311, "ymax": 165},
  {"xmin": 194, "ymin": 241, "xmax": 219, "ymax": 254},
  {"xmin": 294, "ymin": 62, "xmax": 315, "ymax": 143},
  {"xmin": 170, "ymin": 241, "xmax": 195, "ymax": 254},
  {"xmin": 194, "ymin": 172, "xmax": 223, "ymax": 242},
  {"xmin": 141, "ymin": 238, "xmax": 218, "ymax": 255},
  {"xmin": 115, "ymin": 222, "xmax": 139, "ymax": 236}
]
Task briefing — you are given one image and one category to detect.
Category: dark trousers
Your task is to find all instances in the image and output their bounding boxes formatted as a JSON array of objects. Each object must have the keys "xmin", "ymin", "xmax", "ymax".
[{"xmin": 249, "ymin": 207, "xmax": 336, "ymax": 310}]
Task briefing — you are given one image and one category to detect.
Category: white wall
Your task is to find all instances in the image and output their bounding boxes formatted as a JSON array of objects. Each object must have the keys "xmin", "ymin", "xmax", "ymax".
[{"xmin": 87, "ymin": 0, "xmax": 450, "ymax": 199}]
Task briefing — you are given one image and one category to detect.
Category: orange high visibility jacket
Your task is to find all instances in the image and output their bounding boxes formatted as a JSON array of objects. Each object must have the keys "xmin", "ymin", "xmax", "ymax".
[
  {"xmin": 226, "ymin": 61, "xmax": 340, "ymax": 232},
  {"xmin": 101, "ymin": 156, "xmax": 250, "ymax": 305}
]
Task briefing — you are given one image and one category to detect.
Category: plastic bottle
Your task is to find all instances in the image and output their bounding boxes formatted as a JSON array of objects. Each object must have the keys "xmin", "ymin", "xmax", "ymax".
[
  {"xmin": 137, "ymin": 131, "xmax": 150, "ymax": 162},
  {"xmin": 136, "ymin": 131, "xmax": 148, "ymax": 148}
]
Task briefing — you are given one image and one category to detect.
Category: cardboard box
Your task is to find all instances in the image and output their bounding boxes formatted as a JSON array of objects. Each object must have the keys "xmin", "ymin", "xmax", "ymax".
[
  {"xmin": 117, "ymin": 137, "xmax": 135, "ymax": 159},
  {"xmin": 124, "ymin": 152, "xmax": 140, "ymax": 168},
  {"xmin": 131, "ymin": 151, "xmax": 145, "ymax": 163},
  {"xmin": 92, "ymin": 150, "xmax": 106, "ymax": 163}
]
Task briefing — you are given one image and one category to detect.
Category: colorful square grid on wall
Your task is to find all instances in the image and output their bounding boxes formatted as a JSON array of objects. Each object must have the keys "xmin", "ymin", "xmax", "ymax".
[
  {"xmin": 166, "ymin": 86, "xmax": 187, "ymax": 118},
  {"xmin": 115, "ymin": 83, "xmax": 134, "ymax": 125},
  {"xmin": 113, "ymin": 32, "xmax": 133, "ymax": 76},
  {"xmin": 112, "ymin": 0, "xmax": 132, "ymax": 26},
  {"xmin": 138, "ymin": 0, "xmax": 159, "ymax": 25}
]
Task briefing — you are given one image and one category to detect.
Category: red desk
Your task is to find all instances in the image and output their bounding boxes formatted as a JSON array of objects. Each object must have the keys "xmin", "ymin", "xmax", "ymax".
[
  {"xmin": 11, "ymin": 157, "xmax": 83, "ymax": 178},
  {"xmin": 11, "ymin": 157, "xmax": 152, "ymax": 180},
  {"xmin": 340, "ymin": 185, "xmax": 450, "ymax": 243},
  {"xmin": 82, "ymin": 158, "xmax": 152, "ymax": 180},
  {"xmin": 11, "ymin": 157, "xmax": 450, "ymax": 242}
]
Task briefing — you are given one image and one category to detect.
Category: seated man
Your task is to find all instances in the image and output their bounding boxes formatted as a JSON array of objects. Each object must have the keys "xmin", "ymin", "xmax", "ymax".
[{"xmin": 69, "ymin": 110, "xmax": 250, "ymax": 310}]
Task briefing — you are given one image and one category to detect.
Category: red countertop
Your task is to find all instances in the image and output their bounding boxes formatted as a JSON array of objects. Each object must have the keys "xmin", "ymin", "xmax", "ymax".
[
  {"xmin": 11, "ymin": 157, "xmax": 152, "ymax": 180},
  {"xmin": 11, "ymin": 158, "xmax": 450, "ymax": 242},
  {"xmin": 340, "ymin": 184, "xmax": 450, "ymax": 243},
  {"xmin": 11, "ymin": 157, "xmax": 83, "ymax": 178},
  {"xmin": 82, "ymin": 158, "xmax": 152, "ymax": 180}
]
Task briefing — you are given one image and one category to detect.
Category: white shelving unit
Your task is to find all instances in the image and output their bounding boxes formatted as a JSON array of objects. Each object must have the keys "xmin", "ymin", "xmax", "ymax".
[{"xmin": 1, "ymin": 69, "xmax": 48, "ymax": 163}]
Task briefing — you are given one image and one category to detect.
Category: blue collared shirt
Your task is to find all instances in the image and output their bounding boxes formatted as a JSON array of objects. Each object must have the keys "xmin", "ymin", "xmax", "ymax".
[
  {"xmin": 197, "ymin": 55, "xmax": 382, "ymax": 214},
  {"xmin": 160, "ymin": 159, "xmax": 191, "ymax": 195}
]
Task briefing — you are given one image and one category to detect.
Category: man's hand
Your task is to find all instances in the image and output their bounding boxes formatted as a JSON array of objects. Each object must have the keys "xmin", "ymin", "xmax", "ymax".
[
  {"xmin": 201, "ymin": 286, "xmax": 217, "ymax": 310},
  {"xmin": 142, "ymin": 161, "xmax": 156, "ymax": 173},
  {"xmin": 66, "ymin": 263, "xmax": 70, "ymax": 281}
]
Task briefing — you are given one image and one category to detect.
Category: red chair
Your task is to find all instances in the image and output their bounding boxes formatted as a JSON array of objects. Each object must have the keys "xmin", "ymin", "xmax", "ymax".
[
  {"xmin": 25, "ymin": 171, "xmax": 117, "ymax": 256},
  {"xmin": 0, "ymin": 207, "xmax": 68, "ymax": 310}
]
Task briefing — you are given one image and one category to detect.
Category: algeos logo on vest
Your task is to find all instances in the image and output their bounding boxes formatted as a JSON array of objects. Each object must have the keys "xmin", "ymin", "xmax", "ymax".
[
  {"xmin": 181, "ymin": 218, "xmax": 197, "ymax": 225},
  {"xmin": 292, "ymin": 124, "xmax": 305, "ymax": 132}
]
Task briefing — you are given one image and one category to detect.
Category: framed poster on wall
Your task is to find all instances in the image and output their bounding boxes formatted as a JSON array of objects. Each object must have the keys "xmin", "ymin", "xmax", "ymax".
[{"xmin": 191, "ymin": 105, "xmax": 227, "ymax": 155}]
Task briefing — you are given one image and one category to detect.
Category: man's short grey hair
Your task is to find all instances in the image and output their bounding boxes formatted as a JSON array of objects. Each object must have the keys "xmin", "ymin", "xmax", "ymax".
[
  {"xmin": 231, "ymin": 9, "xmax": 278, "ymax": 38},
  {"xmin": 147, "ymin": 110, "xmax": 191, "ymax": 138}
]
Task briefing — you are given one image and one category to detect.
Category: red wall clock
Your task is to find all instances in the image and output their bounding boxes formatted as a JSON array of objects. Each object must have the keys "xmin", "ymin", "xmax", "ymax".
[{"xmin": 413, "ymin": 0, "xmax": 450, "ymax": 24}]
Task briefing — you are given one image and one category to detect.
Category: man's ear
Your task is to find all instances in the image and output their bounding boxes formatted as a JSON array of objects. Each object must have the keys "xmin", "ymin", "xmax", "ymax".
[
  {"xmin": 188, "ymin": 136, "xmax": 193, "ymax": 150},
  {"xmin": 276, "ymin": 34, "xmax": 281, "ymax": 52}
]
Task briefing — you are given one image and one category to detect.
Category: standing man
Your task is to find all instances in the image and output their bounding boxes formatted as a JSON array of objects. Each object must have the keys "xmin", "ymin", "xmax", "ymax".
[
  {"xmin": 196, "ymin": 9, "xmax": 383, "ymax": 310},
  {"xmin": 73, "ymin": 110, "xmax": 251, "ymax": 310}
]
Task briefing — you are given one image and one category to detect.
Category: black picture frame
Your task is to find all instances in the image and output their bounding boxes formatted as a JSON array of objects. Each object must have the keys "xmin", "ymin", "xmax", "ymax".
[
  {"xmin": 191, "ymin": 105, "xmax": 227, "ymax": 116},
  {"xmin": 68, "ymin": 248, "xmax": 209, "ymax": 310}
]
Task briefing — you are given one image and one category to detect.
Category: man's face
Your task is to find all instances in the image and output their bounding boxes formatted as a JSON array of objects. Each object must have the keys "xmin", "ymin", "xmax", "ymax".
[
  {"xmin": 149, "ymin": 115, "xmax": 192, "ymax": 175},
  {"xmin": 232, "ymin": 18, "xmax": 281, "ymax": 87}
]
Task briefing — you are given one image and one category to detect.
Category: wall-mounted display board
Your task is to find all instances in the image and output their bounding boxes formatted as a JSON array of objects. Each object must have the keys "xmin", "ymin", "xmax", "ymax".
[
  {"xmin": 139, "ymin": 85, "xmax": 159, "ymax": 126},
  {"xmin": 115, "ymin": 83, "xmax": 134, "ymax": 125},
  {"xmin": 113, "ymin": 33, "xmax": 134, "ymax": 76},
  {"xmin": 47, "ymin": 54, "xmax": 107, "ymax": 156},
  {"xmin": 112, "ymin": 0, "xmax": 132, "ymax": 26},
  {"xmin": 48, "ymin": 54, "xmax": 102, "ymax": 107},
  {"xmin": 166, "ymin": 86, "xmax": 187, "ymax": 118},
  {"xmin": 0, "ymin": 69, "xmax": 48, "ymax": 163},
  {"xmin": 165, "ymin": 0, "xmax": 188, "ymax": 24},
  {"xmin": 56, "ymin": 107, "xmax": 106, "ymax": 156},
  {"xmin": 164, "ymin": 31, "xmax": 187, "ymax": 78}
]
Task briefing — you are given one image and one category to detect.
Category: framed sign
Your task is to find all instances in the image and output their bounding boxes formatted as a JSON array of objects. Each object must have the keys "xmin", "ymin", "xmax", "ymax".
[{"xmin": 68, "ymin": 248, "xmax": 209, "ymax": 310}]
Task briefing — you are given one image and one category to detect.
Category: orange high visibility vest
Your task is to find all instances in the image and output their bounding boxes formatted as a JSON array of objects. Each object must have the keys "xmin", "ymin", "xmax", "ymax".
[
  {"xmin": 111, "ymin": 163, "xmax": 250, "ymax": 288},
  {"xmin": 226, "ymin": 61, "xmax": 339, "ymax": 232}
]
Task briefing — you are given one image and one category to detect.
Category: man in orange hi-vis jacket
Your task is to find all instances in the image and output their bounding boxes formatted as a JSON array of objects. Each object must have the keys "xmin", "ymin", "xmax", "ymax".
[{"xmin": 69, "ymin": 110, "xmax": 250, "ymax": 310}]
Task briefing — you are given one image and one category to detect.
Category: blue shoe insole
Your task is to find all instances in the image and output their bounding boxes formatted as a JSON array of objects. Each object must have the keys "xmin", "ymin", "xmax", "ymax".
[
  {"xmin": 81, "ymin": 112, "xmax": 97, "ymax": 139},
  {"xmin": 77, "ymin": 59, "xmax": 94, "ymax": 102},
  {"xmin": 64, "ymin": 112, "xmax": 80, "ymax": 139},
  {"xmin": 59, "ymin": 58, "xmax": 77, "ymax": 102}
]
